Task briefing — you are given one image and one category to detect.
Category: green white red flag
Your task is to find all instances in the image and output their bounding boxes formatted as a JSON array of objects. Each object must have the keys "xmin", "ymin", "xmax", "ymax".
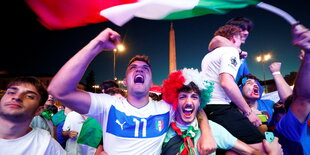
[
  {"xmin": 25, "ymin": 0, "xmax": 137, "ymax": 30},
  {"xmin": 26, "ymin": 0, "xmax": 259, "ymax": 30},
  {"xmin": 101, "ymin": 0, "xmax": 259, "ymax": 26}
]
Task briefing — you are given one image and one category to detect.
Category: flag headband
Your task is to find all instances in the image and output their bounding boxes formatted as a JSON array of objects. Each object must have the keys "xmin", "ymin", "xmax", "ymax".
[{"xmin": 162, "ymin": 68, "xmax": 214, "ymax": 110}]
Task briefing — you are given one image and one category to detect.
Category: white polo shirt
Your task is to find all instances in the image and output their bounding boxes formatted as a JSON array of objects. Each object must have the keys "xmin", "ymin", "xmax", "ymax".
[{"xmin": 201, "ymin": 47, "xmax": 240, "ymax": 105}]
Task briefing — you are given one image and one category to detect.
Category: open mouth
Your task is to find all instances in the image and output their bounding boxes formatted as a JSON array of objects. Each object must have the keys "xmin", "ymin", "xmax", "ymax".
[
  {"xmin": 253, "ymin": 85, "xmax": 259, "ymax": 95},
  {"xmin": 134, "ymin": 74, "xmax": 144, "ymax": 83},
  {"xmin": 183, "ymin": 104, "xmax": 194, "ymax": 117},
  {"xmin": 47, "ymin": 99, "xmax": 54, "ymax": 102}
]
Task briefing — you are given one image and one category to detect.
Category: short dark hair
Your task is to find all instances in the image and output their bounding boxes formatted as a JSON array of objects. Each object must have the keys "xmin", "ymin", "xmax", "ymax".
[
  {"xmin": 127, "ymin": 55, "xmax": 152, "ymax": 70},
  {"xmin": 7, "ymin": 76, "xmax": 48, "ymax": 107},
  {"xmin": 237, "ymin": 74, "xmax": 262, "ymax": 86},
  {"xmin": 149, "ymin": 93, "xmax": 162, "ymax": 101},
  {"xmin": 100, "ymin": 80, "xmax": 119, "ymax": 91},
  {"xmin": 214, "ymin": 25, "xmax": 242, "ymax": 40},
  {"xmin": 226, "ymin": 17, "xmax": 254, "ymax": 32},
  {"xmin": 237, "ymin": 74, "xmax": 264, "ymax": 99},
  {"xmin": 105, "ymin": 87, "xmax": 126, "ymax": 97},
  {"xmin": 178, "ymin": 82, "xmax": 201, "ymax": 97},
  {"xmin": 46, "ymin": 104, "xmax": 58, "ymax": 114}
]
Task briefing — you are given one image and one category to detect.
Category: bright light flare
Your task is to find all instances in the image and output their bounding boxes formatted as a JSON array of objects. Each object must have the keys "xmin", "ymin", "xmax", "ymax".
[
  {"xmin": 256, "ymin": 56, "xmax": 262, "ymax": 62},
  {"xmin": 256, "ymin": 53, "xmax": 272, "ymax": 62},
  {"xmin": 116, "ymin": 44, "xmax": 125, "ymax": 52},
  {"xmin": 92, "ymin": 85, "xmax": 99, "ymax": 88},
  {"xmin": 264, "ymin": 54, "xmax": 271, "ymax": 61}
]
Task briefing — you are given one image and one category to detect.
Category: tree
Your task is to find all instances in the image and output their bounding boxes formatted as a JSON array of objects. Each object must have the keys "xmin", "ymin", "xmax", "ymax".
[{"xmin": 85, "ymin": 70, "xmax": 95, "ymax": 92}]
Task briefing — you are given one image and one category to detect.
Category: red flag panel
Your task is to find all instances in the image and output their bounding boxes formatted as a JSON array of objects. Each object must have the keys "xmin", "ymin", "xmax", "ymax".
[{"xmin": 25, "ymin": 0, "xmax": 137, "ymax": 30}]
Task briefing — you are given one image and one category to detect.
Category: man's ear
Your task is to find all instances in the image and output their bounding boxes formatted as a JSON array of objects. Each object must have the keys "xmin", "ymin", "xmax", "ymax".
[
  {"xmin": 231, "ymin": 36, "xmax": 237, "ymax": 44},
  {"xmin": 123, "ymin": 78, "xmax": 127, "ymax": 87},
  {"xmin": 35, "ymin": 106, "xmax": 44, "ymax": 116}
]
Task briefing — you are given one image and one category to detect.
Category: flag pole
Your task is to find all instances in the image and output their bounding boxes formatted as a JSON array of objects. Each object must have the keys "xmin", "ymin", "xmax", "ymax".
[{"xmin": 256, "ymin": 2, "xmax": 302, "ymax": 29}]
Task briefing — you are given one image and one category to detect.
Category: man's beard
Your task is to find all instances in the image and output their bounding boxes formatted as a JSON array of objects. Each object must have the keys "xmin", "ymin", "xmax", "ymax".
[{"xmin": 0, "ymin": 110, "xmax": 34, "ymax": 123}]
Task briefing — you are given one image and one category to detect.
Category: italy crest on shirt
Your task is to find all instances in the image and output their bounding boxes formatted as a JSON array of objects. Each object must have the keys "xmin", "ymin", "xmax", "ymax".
[{"xmin": 156, "ymin": 119, "xmax": 164, "ymax": 132}]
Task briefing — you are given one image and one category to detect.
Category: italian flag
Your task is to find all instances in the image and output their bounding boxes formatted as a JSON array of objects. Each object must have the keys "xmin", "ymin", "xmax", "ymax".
[
  {"xmin": 101, "ymin": 0, "xmax": 259, "ymax": 26},
  {"xmin": 25, "ymin": 0, "xmax": 258, "ymax": 30},
  {"xmin": 25, "ymin": 0, "xmax": 138, "ymax": 30}
]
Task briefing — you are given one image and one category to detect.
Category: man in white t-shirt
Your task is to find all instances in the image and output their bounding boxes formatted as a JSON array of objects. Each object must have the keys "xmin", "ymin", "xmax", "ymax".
[
  {"xmin": 48, "ymin": 28, "xmax": 216, "ymax": 154},
  {"xmin": 0, "ymin": 76, "xmax": 65, "ymax": 155},
  {"xmin": 201, "ymin": 25, "xmax": 265, "ymax": 153}
]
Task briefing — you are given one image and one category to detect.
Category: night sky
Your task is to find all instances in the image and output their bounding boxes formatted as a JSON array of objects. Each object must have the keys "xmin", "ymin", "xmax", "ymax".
[{"xmin": 1, "ymin": 0, "xmax": 310, "ymax": 86}]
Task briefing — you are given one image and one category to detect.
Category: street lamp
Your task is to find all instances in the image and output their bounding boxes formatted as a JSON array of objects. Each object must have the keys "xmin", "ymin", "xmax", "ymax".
[
  {"xmin": 92, "ymin": 85, "xmax": 100, "ymax": 93},
  {"xmin": 256, "ymin": 53, "xmax": 272, "ymax": 93},
  {"xmin": 113, "ymin": 44, "xmax": 125, "ymax": 81}
]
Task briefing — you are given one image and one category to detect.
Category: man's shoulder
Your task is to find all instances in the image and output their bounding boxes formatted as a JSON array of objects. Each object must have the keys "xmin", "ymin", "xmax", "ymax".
[
  {"xmin": 147, "ymin": 100, "xmax": 174, "ymax": 114},
  {"xmin": 32, "ymin": 128, "xmax": 52, "ymax": 137},
  {"xmin": 151, "ymin": 100, "xmax": 172, "ymax": 108},
  {"xmin": 89, "ymin": 92, "xmax": 116, "ymax": 104},
  {"xmin": 205, "ymin": 47, "xmax": 239, "ymax": 58},
  {"xmin": 214, "ymin": 46, "xmax": 239, "ymax": 53},
  {"xmin": 33, "ymin": 128, "xmax": 65, "ymax": 151},
  {"xmin": 0, "ymin": 128, "xmax": 57, "ymax": 154},
  {"xmin": 45, "ymin": 137, "xmax": 66, "ymax": 155}
]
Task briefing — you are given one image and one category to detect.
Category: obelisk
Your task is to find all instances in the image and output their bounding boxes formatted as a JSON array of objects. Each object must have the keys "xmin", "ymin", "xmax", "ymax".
[{"xmin": 169, "ymin": 22, "xmax": 176, "ymax": 73}]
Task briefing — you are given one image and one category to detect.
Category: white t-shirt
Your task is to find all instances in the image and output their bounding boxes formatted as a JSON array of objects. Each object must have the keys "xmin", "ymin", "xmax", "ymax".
[
  {"xmin": 63, "ymin": 111, "xmax": 96, "ymax": 155},
  {"xmin": 63, "ymin": 111, "xmax": 85, "ymax": 134},
  {"xmin": 0, "ymin": 128, "xmax": 65, "ymax": 155},
  {"xmin": 87, "ymin": 93, "xmax": 174, "ymax": 155},
  {"xmin": 201, "ymin": 47, "xmax": 240, "ymax": 105}
]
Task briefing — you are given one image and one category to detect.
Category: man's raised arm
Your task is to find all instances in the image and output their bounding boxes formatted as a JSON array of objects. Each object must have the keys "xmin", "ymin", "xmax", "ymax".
[
  {"xmin": 291, "ymin": 25, "xmax": 310, "ymax": 122},
  {"xmin": 48, "ymin": 28, "xmax": 120, "ymax": 114},
  {"xmin": 268, "ymin": 62, "xmax": 292, "ymax": 103}
]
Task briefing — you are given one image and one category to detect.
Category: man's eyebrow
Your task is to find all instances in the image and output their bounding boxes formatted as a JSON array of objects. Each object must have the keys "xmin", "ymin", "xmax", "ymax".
[
  {"xmin": 143, "ymin": 64, "xmax": 151, "ymax": 68},
  {"xmin": 7, "ymin": 87, "xmax": 18, "ymax": 91},
  {"xmin": 25, "ymin": 90, "xmax": 39, "ymax": 96},
  {"xmin": 8, "ymin": 86, "xmax": 39, "ymax": 96}
]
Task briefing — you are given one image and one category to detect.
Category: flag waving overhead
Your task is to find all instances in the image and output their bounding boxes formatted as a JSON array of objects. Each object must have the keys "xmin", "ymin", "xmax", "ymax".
[
  {"xmin": 26, "ymin": 0, "xmax": 259, "ymax": 30},
  {"xmin": 100, "ymin": 0, "xmax": 259, "ymax": 26},
  {"xmin": 25, "ymin": 0, "xmax": 137, "ymax": 30}
]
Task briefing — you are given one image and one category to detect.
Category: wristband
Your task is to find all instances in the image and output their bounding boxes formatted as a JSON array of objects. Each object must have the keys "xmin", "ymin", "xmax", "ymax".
[{"xmin": 272, "ymin": 71, "xmax": 281, "ymax": 76}]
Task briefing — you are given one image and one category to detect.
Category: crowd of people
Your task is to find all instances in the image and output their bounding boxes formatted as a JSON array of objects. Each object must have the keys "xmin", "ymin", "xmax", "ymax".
[{"xmin": 0, "ymin": 16, "xmax": 309, "ymax": 155}]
